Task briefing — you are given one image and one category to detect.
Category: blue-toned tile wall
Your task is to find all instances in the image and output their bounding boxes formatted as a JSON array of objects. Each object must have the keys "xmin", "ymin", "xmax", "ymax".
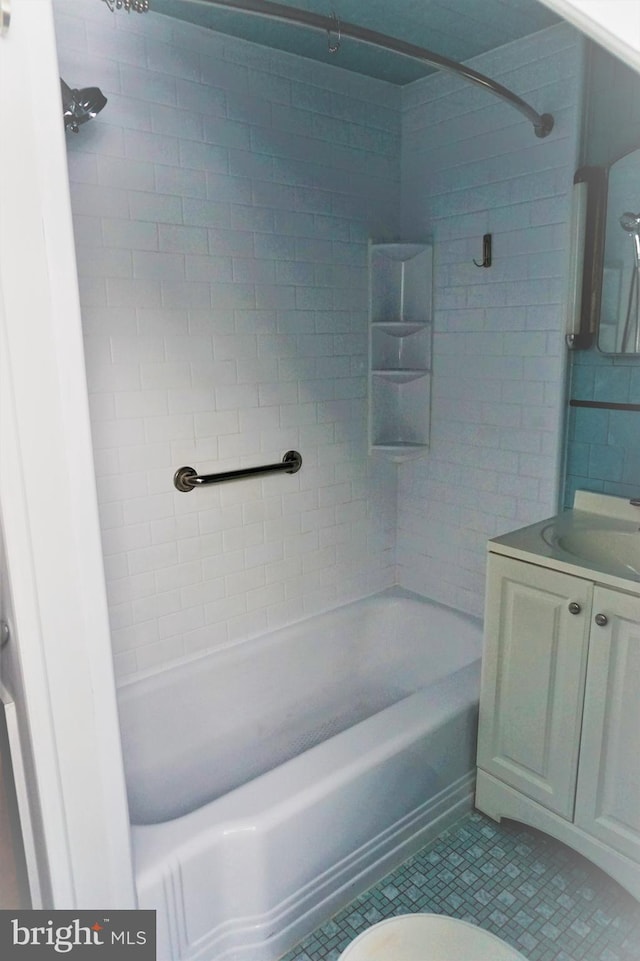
[{"xmin": 564, "ymin": 352, "xmax": 640, "ymax": 507}]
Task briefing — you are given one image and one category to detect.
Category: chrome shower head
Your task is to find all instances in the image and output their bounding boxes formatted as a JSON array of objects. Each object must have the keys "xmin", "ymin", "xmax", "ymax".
[
  {"xmin": 620, "ymin": 212, "xmax": 640, "ymax": 234},
  {"xmin": 60, "ymin": 78, "xmax": 107, "ymax": 133}
]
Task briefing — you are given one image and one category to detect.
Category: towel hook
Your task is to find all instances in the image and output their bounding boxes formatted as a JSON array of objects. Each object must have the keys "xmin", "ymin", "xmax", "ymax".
[
  {"xmin": 327, "ymin": 10, "xmax": 341, "ymax": 54},
  {"xmin": 473, "ymin": 233, "xmax": 492, "ymax": 268}
]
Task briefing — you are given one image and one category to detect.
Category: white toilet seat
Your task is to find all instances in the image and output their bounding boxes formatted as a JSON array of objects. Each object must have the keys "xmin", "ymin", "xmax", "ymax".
[{"xmin": 338, "ymin": 914, "xmax": 529, "ymax": 961}]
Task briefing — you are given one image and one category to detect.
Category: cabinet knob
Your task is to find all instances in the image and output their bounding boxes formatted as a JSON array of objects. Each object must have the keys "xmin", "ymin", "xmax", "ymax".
[
  {"xmin": 595, "ymin": 613, "xmax": 608, "ymax": 627},
  {"xmin": 568, "ymin": 601, "xmax": 581, "ymax": 615}
]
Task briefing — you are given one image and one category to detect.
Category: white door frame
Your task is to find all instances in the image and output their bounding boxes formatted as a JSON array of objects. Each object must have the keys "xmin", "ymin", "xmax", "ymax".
[
  {"xmin": 0, "ymin": 0, "xmax": 638, "ymax": 915},
  {"xmin": 0, "ymin": 0, "xmax": 135, "ymax": 907},
  {"xmin": 540, "ymin": 0, "xmax": 640, "ymax": 72}
]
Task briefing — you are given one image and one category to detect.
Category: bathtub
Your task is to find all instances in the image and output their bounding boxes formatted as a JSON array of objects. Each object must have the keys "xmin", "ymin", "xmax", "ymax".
[{"xmin": 118, "ymin": 588, "xmax": 483, "ymax": 961}]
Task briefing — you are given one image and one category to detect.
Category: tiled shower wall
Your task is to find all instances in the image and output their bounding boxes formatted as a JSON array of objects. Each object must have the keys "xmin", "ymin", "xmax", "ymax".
[
  {"xmin": 56, "ymin": 1, "xmax": 587, "ymax": 669},
  {"xmin": 397, "ymin": 24, "xmax": 583, "ymax": 616},
  {"xmin": 54, "ymin": 0, "xmax": 401, "ymax": 680}
]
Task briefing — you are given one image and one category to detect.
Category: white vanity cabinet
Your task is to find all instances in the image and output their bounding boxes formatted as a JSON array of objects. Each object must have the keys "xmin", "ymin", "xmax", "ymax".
[
  {"xmin": 476, "ymin": 548, "xmax": 640, "ymax": 898},
  {"xmin": 574, "ymin": 586, "xmax": 640, "ymax": 866},
  {"xmin": 477, "ymin": 555, "xmax": 593, "ymax": 820}
]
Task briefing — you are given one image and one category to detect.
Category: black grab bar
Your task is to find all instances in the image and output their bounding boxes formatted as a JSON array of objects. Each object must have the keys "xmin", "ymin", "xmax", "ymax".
[{"xmin": 173, "ymin": 450, "xmax": 302, "ymax": 492}]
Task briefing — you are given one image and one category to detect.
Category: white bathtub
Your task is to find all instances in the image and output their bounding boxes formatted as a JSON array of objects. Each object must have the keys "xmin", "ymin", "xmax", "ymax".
[{"xmin": 118, "ymin": 589, "xmax": 483, "ymax": 961}]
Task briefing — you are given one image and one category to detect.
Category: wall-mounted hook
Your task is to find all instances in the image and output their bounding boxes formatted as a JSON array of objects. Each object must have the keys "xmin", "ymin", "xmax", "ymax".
[
  {"xmin": 327, "ymin": 10, "xmax": 341, "ymax": 54},
  {"xmin": 473, "ymin": 233, "xmax": 492, "ymax": 268}
]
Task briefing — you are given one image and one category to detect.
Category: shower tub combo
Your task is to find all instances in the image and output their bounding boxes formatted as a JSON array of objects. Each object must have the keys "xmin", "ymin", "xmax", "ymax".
[{"xmin": 118, "ymin": 588, "xmax": 483, "ymax": 961}]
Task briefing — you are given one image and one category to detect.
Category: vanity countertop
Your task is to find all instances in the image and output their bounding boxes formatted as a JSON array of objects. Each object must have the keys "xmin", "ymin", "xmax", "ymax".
[{"xmin": 489, "ymin": 492, "xmax": 640, "ymax": 592}]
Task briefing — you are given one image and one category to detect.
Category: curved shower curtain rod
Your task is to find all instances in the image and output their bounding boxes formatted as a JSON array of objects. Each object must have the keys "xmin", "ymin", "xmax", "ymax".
[{"xmin": 189, "ymin": 0, "xmax": 554, "ymax": 138}]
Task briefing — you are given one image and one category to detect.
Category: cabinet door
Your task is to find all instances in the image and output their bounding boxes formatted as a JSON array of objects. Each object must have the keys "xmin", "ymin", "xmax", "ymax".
[
  {"xmin": 477, "ymin": 555, "xmax": 592, "ymax": 819},
  {"xmin": 575, "ymin": 588, "xmax": 640, "ymax": 860}
]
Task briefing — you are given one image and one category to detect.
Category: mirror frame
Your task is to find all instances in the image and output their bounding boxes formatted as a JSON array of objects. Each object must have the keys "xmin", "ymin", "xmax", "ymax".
[
  {"xmin": 570, "ymin": 165, "xmax": 607, "ymax": 351},
  {"xmin": 573, "ymin": 147, "xmax": 640, "ymax": 353}
]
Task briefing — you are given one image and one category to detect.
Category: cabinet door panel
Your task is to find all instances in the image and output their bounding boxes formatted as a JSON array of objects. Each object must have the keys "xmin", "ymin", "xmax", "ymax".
[
  {"xmin": 575, "ymin": 588, "xmax": 640, "ymax": 859},
  {"xmin": 477, "ymin": 555, "xmax": 592, "ymax": 819}
]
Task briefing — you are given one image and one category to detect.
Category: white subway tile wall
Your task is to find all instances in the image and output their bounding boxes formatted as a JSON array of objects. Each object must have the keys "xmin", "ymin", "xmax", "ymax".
[
  {"xmin": 54, "ymin": 0, "xmax": 400, "ymax": 680},
  {"xmin": 397, "ymin": 24, "xmax": 583, "ymax": 617},
  {"xmin": 55, "ymin": 0, "xmax": 584, "ymax": 674}
]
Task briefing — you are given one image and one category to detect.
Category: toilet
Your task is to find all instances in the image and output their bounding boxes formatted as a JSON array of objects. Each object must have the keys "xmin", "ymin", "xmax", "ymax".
[{"xmin": 338, "ymin": 914, "xmax": 529, "ymax": 961}]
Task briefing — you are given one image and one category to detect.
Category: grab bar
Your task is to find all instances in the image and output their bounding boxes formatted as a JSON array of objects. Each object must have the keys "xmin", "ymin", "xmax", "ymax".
[{"xmin": 173, "ymin": 450, "xmax": 302, "ymax": 492}]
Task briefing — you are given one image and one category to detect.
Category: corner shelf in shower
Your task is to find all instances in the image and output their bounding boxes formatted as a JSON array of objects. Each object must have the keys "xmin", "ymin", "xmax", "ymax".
[
  {"xmin": 372, "ymin": 322, "xmax": 426, "ymax": 337},
  {"xmin": 369, "ymin": 243, "xmax": 433, "ymax": 461},
  {"xmin": 372, "ymin": 368, "xmax": 428, "ymax": 383}
]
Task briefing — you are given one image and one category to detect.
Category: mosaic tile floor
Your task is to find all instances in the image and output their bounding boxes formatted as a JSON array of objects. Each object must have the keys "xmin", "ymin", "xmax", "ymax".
[{"xmin": 281, "ymin": 811, "xmax": 640, "ymax": 961}]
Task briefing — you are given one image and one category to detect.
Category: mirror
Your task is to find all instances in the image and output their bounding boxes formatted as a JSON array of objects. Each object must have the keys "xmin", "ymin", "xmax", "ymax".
[
  {"xmin": 573, "ymin": 148, "xmax": 640, "ymax": 354},
  {"xmin": 599, "ymin": 147, "xmax": 640, "ymax": 352}
]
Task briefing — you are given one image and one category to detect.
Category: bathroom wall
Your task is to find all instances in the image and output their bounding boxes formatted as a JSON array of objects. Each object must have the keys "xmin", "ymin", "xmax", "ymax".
[
  {"xmin": 55, "ymin": 0, "xmax": 588, "ymax": 657},
  {"xmin": 581, "ymin": 42, "xmax": 640, "ymax": 167},
  {"xmin": 565, "ymin": 354, "xmax": 640, "ymax": 505},
  {"xmin": 54, "ymin": 0, "xmax": 400, "ymax": 680},
  {"xmin": 397, "ymin": 24, "xmax": 583, "ymax": 616},
  {"xmin": 564, "ymin": 43, "xmax": 640, "ymax": 508}
]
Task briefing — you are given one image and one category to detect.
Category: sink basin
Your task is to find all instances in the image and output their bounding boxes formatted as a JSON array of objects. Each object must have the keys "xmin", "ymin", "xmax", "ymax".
[
  {"xmin": 490, "ymin": 493, "xmax": 640, "ymax": 585},
  {"xmin": 542, "ymin": 520, "xmax": 640, "ymax": 580}
]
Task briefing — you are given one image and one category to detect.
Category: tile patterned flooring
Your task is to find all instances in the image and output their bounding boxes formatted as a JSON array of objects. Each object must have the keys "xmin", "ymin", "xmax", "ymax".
[{"xmin": 281, "ymin": 811, "xmax": 640, "ymax": 961}]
